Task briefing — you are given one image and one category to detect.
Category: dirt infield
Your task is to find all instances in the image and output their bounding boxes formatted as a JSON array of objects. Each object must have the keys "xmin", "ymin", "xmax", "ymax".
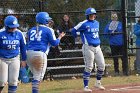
[{"xmin": 64, "ymin": 83, "xmax": 140, "ymax": 93}]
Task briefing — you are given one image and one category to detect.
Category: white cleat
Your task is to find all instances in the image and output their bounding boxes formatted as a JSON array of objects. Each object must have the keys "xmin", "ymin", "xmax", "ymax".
[
  {"xmin": 84, "ymin": 86, "xmax": 92, "ymax": 92},
  {"xmin": 94, "ymin": 82, "xmax": 105, "ymax": 90}
]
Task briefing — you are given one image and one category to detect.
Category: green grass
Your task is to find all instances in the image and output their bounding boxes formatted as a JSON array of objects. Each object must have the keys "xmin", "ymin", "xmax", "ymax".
[
  {"xmin": 3, "ymin": 75, "xmax": 140, "ymax": 93},
  {"xmin": 3, "ymin": 56, "xmax": 138, "ymax": 93}
]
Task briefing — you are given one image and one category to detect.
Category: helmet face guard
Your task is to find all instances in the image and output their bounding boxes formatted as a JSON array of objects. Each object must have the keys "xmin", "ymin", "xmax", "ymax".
[
  {"xmin": 36, "ymin": 12, "xmax": 52, "ymax": 24},
  {"xmin": 4, "ymin": 15, "xmax": 19, "ymax": 28}
]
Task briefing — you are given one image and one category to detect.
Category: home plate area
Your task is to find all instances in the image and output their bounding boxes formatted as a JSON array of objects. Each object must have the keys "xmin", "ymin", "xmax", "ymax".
[{"xmin": 65, "ymin": 83, "xmax": 140, "ymax": 93}]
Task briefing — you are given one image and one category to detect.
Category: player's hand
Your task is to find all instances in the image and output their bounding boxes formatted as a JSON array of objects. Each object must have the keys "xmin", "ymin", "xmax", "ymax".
[
  {"xmin": 110, "ymin": 30, "xmax": 115, "ymax": 35},
  {"xmin": 60, "ymin": 32, "xmax": 66, "ymax": 37},
  {"xmin": 58, "ymin": 32, "xmax": 66, "ymax": 39},
  {"xmin": 21, "ymin": 61, "xmax": 26, "ymax": 67}
]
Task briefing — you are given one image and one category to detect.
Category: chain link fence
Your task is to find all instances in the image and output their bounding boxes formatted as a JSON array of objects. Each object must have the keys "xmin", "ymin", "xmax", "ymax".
[{"xmin": 0, "ymin": 0, "xmax": 139, "ymax": 79}]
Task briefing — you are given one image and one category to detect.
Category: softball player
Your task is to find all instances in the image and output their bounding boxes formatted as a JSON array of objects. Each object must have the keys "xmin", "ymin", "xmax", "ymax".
[
  {"xmin": 0, "ymin": 15, "xmax": 26, "ymax": 93},
  {"xmin": 26, "ymin": 12, "xmax": 65, "ymax": 93},
  {"xmin": 71, "ymin": 8, "xmax": 105, "ymax": 92}
]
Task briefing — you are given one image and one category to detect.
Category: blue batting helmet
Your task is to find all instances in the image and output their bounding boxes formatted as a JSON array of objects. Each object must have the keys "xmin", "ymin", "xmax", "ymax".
[
  {"xmin": 4, "ymin": 15, "xmax": 19, "ymax": 28},
  {"xmin": 36, "ymin": 12, "xmax": 52, "ymax": 24},
  {"xmin": 85, "ymin": 8, "xmax": 96, "ymax": 16}
]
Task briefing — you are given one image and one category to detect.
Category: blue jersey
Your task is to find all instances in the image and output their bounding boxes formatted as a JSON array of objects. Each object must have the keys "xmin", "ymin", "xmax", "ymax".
[
  {"xmin": 134, "ymin": 23, "xmax": 140, "ymax": 46},
  {"xmin": 0, "ymin": 28, "xmax": 26, "ymax": 61},
  {"xmin": 104, "ymin": 21, "xmax": 123, "ymax": 46},
  {"xmin": 71, "ymin": 20, "xmax": 100, "ymax": 46},
  {"xmin": 27, "ymin": 25, "xmax": 60, "ymax": 53}
]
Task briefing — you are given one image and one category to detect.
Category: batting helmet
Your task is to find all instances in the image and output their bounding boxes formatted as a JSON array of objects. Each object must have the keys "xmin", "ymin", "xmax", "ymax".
[
  {"xmin": 36, "ymin": 12, "xmax": 52, "ymax": 24},
  {"xmin": 85, "ymin": 8, "xmax": 96, "ymax": 16},
  {"xmin": 4, "ymin": 15, "xmax": 19, "ymax": 28}
]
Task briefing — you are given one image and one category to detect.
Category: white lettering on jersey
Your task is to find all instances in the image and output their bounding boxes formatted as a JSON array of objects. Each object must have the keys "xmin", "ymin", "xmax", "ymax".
[
  {"xmin": 91, "ymin": 28, "xmax": 99, "ymax": 32},
  {"xmin": 7, "ymin": 45, "xmax": 16, "ymax": 49},
  {"xmin": 93, "ymin": 32, "xmax": 99, "ymax": 38},
  {"xmin": 87, "ymin": 27, "xmax": 99, "ymax": 32},
  {"xmin": 3, "ymin": 40, "xmax": 19, "ymax": 44},
  {"xmin": 86, "ymin": 26, "xmax": 90, "ymax": 32},
  {"xmin": 2, "ymin": 40, "xmax": 19, "ymax": 49},
  {"xmin": 30, "ymin": 30, "xmax": 42, "ymax": 41},
  {"xmin": 2, "ymin": 36, "xmax": 7, "ymax": 39}
]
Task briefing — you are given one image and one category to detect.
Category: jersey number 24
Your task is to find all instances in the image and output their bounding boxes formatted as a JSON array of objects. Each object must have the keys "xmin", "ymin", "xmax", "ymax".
[{"xmin": 30, "ymin": 30, "xmax": 42, "ymax": 41}]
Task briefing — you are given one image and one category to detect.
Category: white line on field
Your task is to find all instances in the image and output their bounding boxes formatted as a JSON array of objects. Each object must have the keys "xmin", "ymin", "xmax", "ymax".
[{"xmin": 110, "ymin": 86, "xmax": 140, "ymax": 91}]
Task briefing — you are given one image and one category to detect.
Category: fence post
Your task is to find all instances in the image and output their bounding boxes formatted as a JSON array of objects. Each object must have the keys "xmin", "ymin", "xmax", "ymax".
[
  {"xmin": 121, "ymin": 0, "xmax": 129, "ymax": 75},
  {"xmin": 39, "ymin": 0, "xmax": 44, "ymax": 12}
]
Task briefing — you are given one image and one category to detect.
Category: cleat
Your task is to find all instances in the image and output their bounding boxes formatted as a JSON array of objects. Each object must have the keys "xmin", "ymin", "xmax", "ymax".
[
  {"xmin": 84, "ymin": 86, "xmax": 92, "ymax": 92},
  {"xmin": 94, "ymin": 82, "xmax": 105, "ymax": 90}
]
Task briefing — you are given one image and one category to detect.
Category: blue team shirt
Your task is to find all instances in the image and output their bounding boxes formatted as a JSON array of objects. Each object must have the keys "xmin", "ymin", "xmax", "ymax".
[
  {"xmin": 27, "ymin": 25, "xmax": 60, "ymax": 54},
  {"xmin": 134, "ymin": 23, "xmax": 140, "ymax": 46},
  {"xmin": 71, "ymin": 20, "xmax": 100, "ymax": 46},
  {"xmin": 104, "ymin": 21, "xmax": 123, "ymax": 46},
  {"xmin": 0, "ymin": 28, "xmax": 26, "ymax": 61}
]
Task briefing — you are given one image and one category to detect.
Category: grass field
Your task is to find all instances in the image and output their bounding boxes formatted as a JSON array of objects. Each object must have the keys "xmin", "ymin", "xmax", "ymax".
[
  {"xmin": 2, "ymin": 75, "xmax": 140, "ymax": 93},
  {"xmin": 2, "ymin": 56, "xmax": 138, "ymax": 93}
]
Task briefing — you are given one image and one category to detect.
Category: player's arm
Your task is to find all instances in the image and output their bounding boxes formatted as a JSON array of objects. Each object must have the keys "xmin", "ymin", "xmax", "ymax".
[
  {"xmin": 20, "ymin": 32, "xmax": 27, "ymax": 61},
  {"xmin": 103, "ymin": 23, "xmax": 111, "ymax": 38},
  {"xmin": 48, "ymin": 28, "xmax": 65, "ymax": 46},
  {"xmin": 71, "ymin": 28, "xmax": 78, "ymax": 38},
  {"xmin": 104, "ymin": 23, "xmax": 110, "ymax": 34},
  {"xmin": 71, "ymin": 21, "xmax": 86, "ymax": 38},
  {"xmin": 19, "ymin": 31, "xmax": 27, "ymax": 67}
]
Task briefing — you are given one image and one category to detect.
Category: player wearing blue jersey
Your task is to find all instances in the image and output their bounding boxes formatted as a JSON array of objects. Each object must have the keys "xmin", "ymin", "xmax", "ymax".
[
  {"xmin": 0, "ymin": 15, "xmax": 26, "ymax": 93},
  {"xmin": 71, "ymin": 8, "xmax": 105, "ymax": 92},
  {"xmin": 26, "ymin": 12, "xmax": 65, "ymax": 93}
]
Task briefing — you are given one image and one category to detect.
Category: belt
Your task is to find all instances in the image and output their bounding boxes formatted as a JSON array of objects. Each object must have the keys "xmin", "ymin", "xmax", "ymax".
[
  {"xmin": 88, "ymin": 44, "xmax": 99, "ymax": 47},
  {"xmin": 0, "ymin": 55, "xmax": 18, "ymax": 59},
  {"xmin": 27, "ymin": 49, "xmax": 41, "ymax": 51},
  {"xmin": 33, "ymin": 49, "xmax": 41, "ymax": 51}
]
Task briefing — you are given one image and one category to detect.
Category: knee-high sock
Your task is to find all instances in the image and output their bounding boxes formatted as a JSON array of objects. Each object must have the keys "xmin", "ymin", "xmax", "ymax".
[
  {"xmin": 83, "ymin": 71, "xmax": 90, "ymax": 87},
  {"xmin": 8, "ymin": 86, "xmax": 17, "ymax": 93},
  {"xmin": 96, "ymin": 70, "xmax": 104, "ymax": 80},
  {"xmin": 32, "ymin": 80, "xmax": 39, "ymax": 93}
]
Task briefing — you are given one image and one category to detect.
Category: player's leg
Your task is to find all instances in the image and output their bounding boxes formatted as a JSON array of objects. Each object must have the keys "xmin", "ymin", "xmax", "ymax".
[
  {"xmin": 27, "ymin": 51, "xmax": 47, "ymax": 93},
  {"xmin": 8, "ymin": 56, "xmax": 20, "ymax": 93},
  {"xmin": 32, "ymin": 52, "xmax": 47, "ymax": 93},
  {"xmin": 94, "ymin": 46, "xmax": 105, "ymax": 90},
  {"xmin": 82, "ymin": 45, "xmax": 94, "ymax": 92},
  {"xmin": 0, "ymin": 59, "xmax": 8, "ymax": 93},
  {"xmin": 27, "ymin": 51, "xmax": 37, "ymax": 93}
]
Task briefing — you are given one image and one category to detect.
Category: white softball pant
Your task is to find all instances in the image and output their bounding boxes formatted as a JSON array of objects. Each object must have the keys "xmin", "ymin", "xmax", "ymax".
[
  {"xmin": 0, "ymin": 56, "xmax": 20, "ymax": 86},
  {"xmin": 26, "ymin": 50, "xmax": 47, "ymax": 81},
  {"xmin": 82, "ymin": 44, "xmax": 105, "ymax": 72}
]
